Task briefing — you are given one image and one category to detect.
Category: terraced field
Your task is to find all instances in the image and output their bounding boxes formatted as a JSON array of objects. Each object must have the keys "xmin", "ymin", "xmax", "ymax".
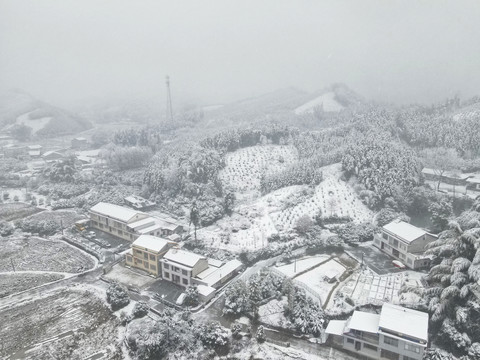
[
  {"xmin": 0, "ymin": 288, "xmax": 120, "ymax": 360},
  {"xmin": 0, "ymin": 237, "xmax": 95, "ymax": 273},
  {"xmin": 219, "ymin": 144, "xmax": 298, "ymax": 197}
]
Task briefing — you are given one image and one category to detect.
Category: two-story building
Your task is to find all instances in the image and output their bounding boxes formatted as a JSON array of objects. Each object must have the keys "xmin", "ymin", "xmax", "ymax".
[
  {"xmin": 326, "ymin": 303, "xmax": 429, "ymax": 360},
  {"xmin": 373, "ymin": 220, "xmax": 437, "ymax": 269},
  {"xmin": 160, "ymin": 249, "xmax": 209, "ymax": 288},
  {"xmin": 125, "ymin": 235, "xmax": 175, "ymax": 276}
]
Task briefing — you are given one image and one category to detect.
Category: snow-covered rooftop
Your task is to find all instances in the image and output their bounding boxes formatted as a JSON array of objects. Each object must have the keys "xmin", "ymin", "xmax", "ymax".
[
  {"xmin": 163, "ymin": 249, "xmax": 206, "ymax": 268},
  {"xmin": 378, "ymin": 303, "xmax": 429, "ymax": 343},
  {"xmin": 195, "ymin": 259, "xmax": 242, "ymax": 287},
  {"xmin": 383, "ymin": 220, "xmax": 427, "ymax": 243},
  {"xmin": 90, "ymin": 202, "xmax": 145, "ymax": 223},
  {"xmin": 346, "ymin": 311, "xmax": 380, "ymax": 334},
  {"xmin": 467, "ymin": 177, "xmax": 480, "ymax": 184},
  {"xmin": 132, "ymin": 235, "xmax": 171, "ymax": 253},
  {"xmin": 325, "ymin": 320, "xmax": 347, "ymax": 336},
  {"xmin": 197, "ymin": 284, "xmax": 216, "ymax": 297},
  {"xmin": 128, "ymin": 217, "xmax": 156, "ymax": 229}
]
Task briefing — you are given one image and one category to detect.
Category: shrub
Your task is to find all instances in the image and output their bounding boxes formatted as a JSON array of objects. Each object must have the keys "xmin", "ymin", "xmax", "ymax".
[
  {"xmin": 184, "ymin": 286, "xmax": 199, "ymax": 307},
  {"xmin": 255, "ymin": 325, "xmax": 266, "ymax": 343},
  {"xmin": 0, "ymin": 220, "xmax": 14, "ymax": 237},
  {"xmin": 132, "ymin": 301, "xmax": 149, "ymax": 318},
  {"xmin": 106, "ymin": 282, "xmax": 130, "ymax": 311}
]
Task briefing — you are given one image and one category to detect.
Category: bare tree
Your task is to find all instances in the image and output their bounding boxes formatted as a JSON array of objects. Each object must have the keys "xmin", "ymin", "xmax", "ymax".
[{"xmin": 421, "ymin": 147, "xmax": 463, "ymax": 191}]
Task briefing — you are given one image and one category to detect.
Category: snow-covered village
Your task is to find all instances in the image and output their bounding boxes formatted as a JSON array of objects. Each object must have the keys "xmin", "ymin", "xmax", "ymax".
[{"xmin": 1, "ymin": 1, "xmax": 480, "ymax": 360}]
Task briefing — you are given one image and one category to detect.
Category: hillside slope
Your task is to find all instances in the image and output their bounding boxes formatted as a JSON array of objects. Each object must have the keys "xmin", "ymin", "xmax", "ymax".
[{"xmin": 0, "ymin": 89, "xmax": 92, "ymax": 137}]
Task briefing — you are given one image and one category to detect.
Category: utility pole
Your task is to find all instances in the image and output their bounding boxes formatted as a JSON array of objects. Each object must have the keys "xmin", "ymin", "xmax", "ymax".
[
  {"xmin": 165, "ymin": 75, "xmax": 173, "ymax": 123},
  {"xmin": 11, "ymin": 258, "xmax": 15, "ymax": 272},
  {"xmin": 294, "ymin": 257, "xmax": 297, "ymax": 273}
]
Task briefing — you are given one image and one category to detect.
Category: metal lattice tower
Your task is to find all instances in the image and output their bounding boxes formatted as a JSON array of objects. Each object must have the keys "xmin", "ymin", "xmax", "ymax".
[{"xmin": 165, "ymin": 75, "xmax": 173, "ymax": 122}]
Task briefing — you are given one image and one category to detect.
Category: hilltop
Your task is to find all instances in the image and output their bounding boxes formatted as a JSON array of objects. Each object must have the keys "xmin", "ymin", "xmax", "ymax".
[{"xmin": 0, "ymin": 89, "xmax": 92, "ymax": 138}]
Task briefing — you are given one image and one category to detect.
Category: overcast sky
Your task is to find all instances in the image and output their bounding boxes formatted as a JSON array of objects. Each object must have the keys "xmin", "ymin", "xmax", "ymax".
[{"xmin": 1, "ymin": 0, "xmax": 479, "ymax": 107}]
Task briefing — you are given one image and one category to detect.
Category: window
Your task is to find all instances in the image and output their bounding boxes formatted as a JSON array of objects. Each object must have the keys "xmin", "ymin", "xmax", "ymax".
[
  {"xmin": 126, "ymin": 255, "xmax": 132, "ymax": 263},
  {"xmin": 164, "ymin": 263, "xmax": 169, "ymax": 269},
  {"xmin": 347, "ymin": 338, "xmax": 354, "ymax": 344},
  {"xmin": 149, "ymin": 254, "xmax": 155, "ymax": 261},
  {"xmin": 93, "ymin": 221, "xmax": 98, "ymax": 226},
  {"xmin": 382, "ymin": 233, "xmax": 388, "ymax": 240},
  {"xmin": 384, "ymin": 336, "xmax": 398, "ymax": 347},
  {"xmin": 144, "ymin": 261, "xmax": 148, "ymax": 267},
  {"xmin": 183, "ymin": 278, "xmax": 188, "ymax": 285},
  {"xmin": 118, "ymin": 230, "xmax": 123, "ymax": 236},
  {"xmin": 182, "ymin": 269, "xmax": 188, "ymax": 276},
  {"xmin": 150, "ymin": 264, "xmax": 156, "ymax": 271},
  {"xmin": 364, "ymin": 343, "xmax": 377, "ymax": 351},
  {"xmin": 403, "ymin": 356, "xmax": 417, "ymax": 360},
  {"xmin": 393, "ymin": 239, "xmax": 399, "ymax": 248},
  {"xmin": 135, "ymin": 249, "xmax": 143, "ymax": 256},
  {"xmin": 144, "ymin": 253, "xmax": 148, "ymax": 260},
  {"xmin": 164, "ymin": 272, "xmax": 170, "ymax": 278},
  {"xmin": 405, "ymin": 344, "xmax": 420, "ymax": 353}
]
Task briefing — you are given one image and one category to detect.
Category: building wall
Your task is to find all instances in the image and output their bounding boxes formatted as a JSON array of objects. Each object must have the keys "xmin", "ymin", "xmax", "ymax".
[
  {"xmin": 126, "ymin": 246, "xmax": 163, "ymax": 276},
  {"xmin": 161, "ymin": 262, "xmax": 192, "ymax": 287},
  {"xmin": 373, "ymin": 232, "xmax": 431, "ymax": 270},
  {"xmin": 88, "ymin": 211, "xmax": 149, "ymax": 242},
  {"xmin": 341, "ymin": 333, "xmax": 425, "ymax": 360}
]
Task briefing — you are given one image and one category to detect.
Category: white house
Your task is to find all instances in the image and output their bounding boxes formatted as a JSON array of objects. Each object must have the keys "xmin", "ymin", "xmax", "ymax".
[
  {"xmin": 326, "ymin": 303, "xmax": 429, "ymax": 360},
  {"xmin": 373, "ymin": 220, "xmax": 437, "ymax": 269}
]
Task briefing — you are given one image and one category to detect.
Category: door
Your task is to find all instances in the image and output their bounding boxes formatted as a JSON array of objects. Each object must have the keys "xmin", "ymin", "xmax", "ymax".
[{"xmin": 355, "ymin": 341, "xmax": 361, "ymax": 351}]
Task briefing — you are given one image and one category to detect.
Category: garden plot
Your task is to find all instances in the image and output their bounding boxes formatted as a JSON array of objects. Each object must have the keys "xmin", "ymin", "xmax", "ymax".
[
  {"xmin": 0, "ymin": 202, "xmax": 43, "ymax": 221},
  {"xmin": 258, "ymin": 297, "xmax": 289, "ymax": 328},
  {"xmin": 274, "ymin": 255, "xmax": 330, "ymax": 278},
  {"xmin": 338, "ymin": 268, "xmax": 424, "ymax": 306},
  {"xmin": 219, "ymin": 145, "xmax": 298, "ymax": 197},
  {"xmin": 0, "ymin": 287, "xmax": 120, "ymax": 360},
  {"xmin": 271, "ymin": 163, "xmax": 373, "ymax": 231},
  {"xmin": 0, "ymin": 237, "xmax": 95, "ymax": 273},
  {"xmin": 26, "ymin": 209, "xmax": 84, "ymax": 228},
  {"xmin": 295, "ymin": 259, "xmax": 347, "ymax": 304},
  {"xmin": 0, "ymin": 272, "xmax": 65, "ymax": 298}
]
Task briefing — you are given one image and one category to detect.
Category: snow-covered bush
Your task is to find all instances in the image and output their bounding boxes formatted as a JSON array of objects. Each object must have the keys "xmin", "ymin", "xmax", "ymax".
[
  {"xmin": 255, "ymin": 325, "xmax": 266, "ymax": 343},
  {"xmin": 132, "ymin": 301, "xmax": 149, "ymax": 318},
  {"xmin": 0, "ymin": 220, "xmax": 14, "ymax": 236},
  {"xmin": 184, "ymin": 286, "xmax": 199, "ymax": 307},
  {"xmin": 106, "ymin": 282, "xmax": 130, "ymax": 311},
  {"xmin": 198, "ymin": 322, "xmax": 230, "ymax": 349}
]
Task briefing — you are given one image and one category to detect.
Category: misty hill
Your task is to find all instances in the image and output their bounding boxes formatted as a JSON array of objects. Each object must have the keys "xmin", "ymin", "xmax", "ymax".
[
  {"xmin": 0, "ymin": 89, "xmax": 92, "ymax": 138},
  {"xmin": 199, "ymin": 84, "xmax": 365, "ymax": 130}
]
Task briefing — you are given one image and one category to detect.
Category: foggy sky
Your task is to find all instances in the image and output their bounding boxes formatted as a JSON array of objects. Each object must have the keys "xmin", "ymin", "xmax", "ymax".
[{"xmin": 1, "ymin": 0, "xmax": 479, "ymax": 107}]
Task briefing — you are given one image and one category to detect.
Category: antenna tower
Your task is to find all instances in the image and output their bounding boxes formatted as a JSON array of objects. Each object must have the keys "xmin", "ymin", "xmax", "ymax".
[{"xmin": 165, "ymin": 75, "xmax": 173, "ymax": 122}]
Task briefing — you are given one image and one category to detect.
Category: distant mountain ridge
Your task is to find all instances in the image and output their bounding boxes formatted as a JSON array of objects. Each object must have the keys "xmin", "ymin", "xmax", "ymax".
[{"xmin": 0, "ymin": 89, "xmax": 92, "ymax": 137}]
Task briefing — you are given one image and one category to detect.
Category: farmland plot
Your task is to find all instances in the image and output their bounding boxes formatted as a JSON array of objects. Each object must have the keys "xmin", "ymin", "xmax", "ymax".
[
  {"xmin": 26, "ymin": 209, "xmax": 85, "ymax": 228},
  {"xmin": 219, "ymin": 144, "xmax": 298, "ymax": 198},
  {"xmin": 294, "ymin": 259, "xmax": 347, "ymax": 304},
  {"xmin": 0, "ymin": 237, "xmax": 95, "ymax": 273},
  {"xmin": 0, "ymin": 202, "xmax": 43, "ymax": 221},
  {"xmin": 0, "ymin": 288, "xmax": 120, "ymax": 360},
  {"xmin": 0, "ymin": 272, "xmax": 65, "ymax": 298},
  {"xmin": 271, "ymin": 163, "xmax": 373, "ymax": 230}
]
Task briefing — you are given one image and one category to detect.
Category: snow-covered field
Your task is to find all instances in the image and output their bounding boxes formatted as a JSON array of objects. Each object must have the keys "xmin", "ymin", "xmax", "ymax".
[
  {"xmin": 275, "ymin": 255, "xmax": 330, "ymax": 278},
  {"xmin": 294, "ymin": 92, "xmax": 344, "ymax": 114},
  {"xmin": 0, "ymin": 272, "xmax": 65, "ymax": 298},
  {"xmin": 198, "ymin": 163, "xmax": 371, "ymax": 252},
  {"xmin": 295, "ymin": 259, "xmax": 347, "ymax": 304},
  {"xmin": 14, "ymin": 110, "xmax": 52, "ymax": 133},
  {"xmin": 258, "ymin": 297, "xmax": 289, "ymax": 327},
  {"xmin": 219, "ymin": 144, "xmax": 298, "ymax": 198},
  {"xmin": 271, "ymin": 163, "xmax": 373, "ymax": 229},
  {"xmin": 0, "ymin": 287, "xmax": 120, "ymax": 359},
  {"xmin": 338, "ymin": 268, "xmax": 423, "ymax": 306},
  {"xmin": 0, "ymin": 236, "xmax": 96, "ymax": 273}
]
